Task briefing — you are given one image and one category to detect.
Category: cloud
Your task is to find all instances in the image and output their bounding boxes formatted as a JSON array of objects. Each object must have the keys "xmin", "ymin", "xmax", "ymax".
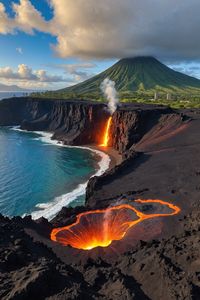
[
  {"xmin": 0, "ymin": 0, "xmax": 48, "ymax": 35},
  {"xmin": 35, "ymin": 69, "xmax": 67, "ymax": 83},
  {"xmin": 52, "ymin": 62, "xmax": 96, "ymax": 82},
  {"xmin": 16, "ymin": 47, "xmax": 23, "ymax": 54},
  {"xmin": 170, "ymin": 63, "xmax": 200, "ymax": 79},
  {"xmin": 0, "ymin": 64, "xmax": 67, "ymax": 83},
  {"xmin": 0, "ymin": 3, "xmax": 15, "ymax": 34},
  {"xmin": 0, "ymin": 0, "xmax": 200, "ymax": 61}
]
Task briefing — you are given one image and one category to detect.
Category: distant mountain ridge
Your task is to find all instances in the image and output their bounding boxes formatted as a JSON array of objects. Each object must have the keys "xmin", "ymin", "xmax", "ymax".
[
  {"xmin": 58, "ymin": 56, "xmax": 200, "ymax": 95},
  {"xmin": 0, "ymin": 83, "xmax": 29, "ymax": 92}
]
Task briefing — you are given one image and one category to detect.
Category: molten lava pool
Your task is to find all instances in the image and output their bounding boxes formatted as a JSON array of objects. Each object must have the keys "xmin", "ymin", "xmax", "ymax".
[{"xmin": 50, "ymin": 199, "xmax": 180, "ymax": 250}]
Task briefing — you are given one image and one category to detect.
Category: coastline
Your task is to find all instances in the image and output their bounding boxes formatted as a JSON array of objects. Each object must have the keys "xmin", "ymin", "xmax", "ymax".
[
  {"xmin": 12, "ymin": 128, "xmax": 116, "ymax": 220},
  {"xmin": 1, "ymin": 100, "xmax": 199, "ymax": 300},
  {"xmin": 90, "ymin": 145, "xmax": 122, "ymax": 170}
]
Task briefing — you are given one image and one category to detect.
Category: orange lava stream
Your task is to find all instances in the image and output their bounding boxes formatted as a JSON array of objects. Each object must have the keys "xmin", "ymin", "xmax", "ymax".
[
  {"xmin": 50, "ymin": 199, "xmax": 181, "ymax": 250},
  {"xmin": 100, "ymin": 116, "xmax": 112, "ymax": 147}
]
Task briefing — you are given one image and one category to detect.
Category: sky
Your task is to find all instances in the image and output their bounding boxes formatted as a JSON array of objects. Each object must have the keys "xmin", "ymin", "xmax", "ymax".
[{"xmin": 0, "ymin": 0, "xmax": 200, "ymax": 91}]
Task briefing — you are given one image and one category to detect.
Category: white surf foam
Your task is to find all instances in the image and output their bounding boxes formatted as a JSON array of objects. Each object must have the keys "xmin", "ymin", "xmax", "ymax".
[{"xmin": 12, "ymin": 128, "xmax": 110, "ymax": 220}]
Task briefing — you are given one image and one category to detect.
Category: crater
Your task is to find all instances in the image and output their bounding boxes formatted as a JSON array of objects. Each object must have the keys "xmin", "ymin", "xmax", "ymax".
[{"xmin": 50, "ymin": 199, "xmax": 180, "ymax": 250}]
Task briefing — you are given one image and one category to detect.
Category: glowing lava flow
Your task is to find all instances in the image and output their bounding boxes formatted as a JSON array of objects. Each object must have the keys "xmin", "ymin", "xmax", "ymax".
[
  {"xmin": 101, "ymin": 116, "xmax": 112, "ymax": 147},
  {"xmin": 50, "ymin": 199, "xmax": 180, "ymax": 250}
]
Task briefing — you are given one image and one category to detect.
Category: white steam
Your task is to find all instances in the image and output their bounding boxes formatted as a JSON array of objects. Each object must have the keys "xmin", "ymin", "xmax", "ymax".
[{"xmin": 101, "ymin": 78, "xmax": 119, "ymax": 115}]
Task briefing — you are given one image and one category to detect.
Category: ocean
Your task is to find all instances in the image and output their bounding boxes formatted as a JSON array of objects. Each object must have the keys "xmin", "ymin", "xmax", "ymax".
[
  {"xmin": 0, "ymin": 127, "xmax": 110, "ymax": 220},
  {"xmin": 0, "ymin": 92, "xmax": 30, "ymax": 101}
]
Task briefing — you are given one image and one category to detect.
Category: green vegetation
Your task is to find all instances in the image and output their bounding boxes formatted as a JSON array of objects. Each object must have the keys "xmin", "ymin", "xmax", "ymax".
[
  {"xmin": 31, "ymin": 91, "xmax": 200, "ymax": 109},
  {"xmin": 121, "ymin": 98, "xmax": 200, "ymax": 109},
  {"xmin": 31, "ymin": 56, "xmax": 200, "ymax": 108}
]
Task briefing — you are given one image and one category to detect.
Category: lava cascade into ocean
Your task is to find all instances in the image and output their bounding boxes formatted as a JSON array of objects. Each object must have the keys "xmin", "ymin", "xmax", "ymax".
[{"xmin": 100, "ymin": 116, "xmax": 112, "ymax": 147}]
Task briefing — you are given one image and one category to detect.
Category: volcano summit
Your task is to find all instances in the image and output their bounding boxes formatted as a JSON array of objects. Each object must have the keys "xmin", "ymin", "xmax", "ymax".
[{"xmin": 57, "ymin": 57, "xmax": 200, "ymax": 96}]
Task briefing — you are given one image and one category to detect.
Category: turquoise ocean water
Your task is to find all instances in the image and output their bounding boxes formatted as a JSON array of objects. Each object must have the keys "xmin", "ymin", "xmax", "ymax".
[{"xmin": 0, "ymin": 127, "xmax": 110, "ymax": 220}]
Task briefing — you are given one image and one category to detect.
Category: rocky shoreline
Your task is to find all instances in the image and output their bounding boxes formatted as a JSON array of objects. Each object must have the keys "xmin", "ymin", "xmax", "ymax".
[{"xmin": 0, "ymin": 97, "xmax": 199, "ymax": 299}]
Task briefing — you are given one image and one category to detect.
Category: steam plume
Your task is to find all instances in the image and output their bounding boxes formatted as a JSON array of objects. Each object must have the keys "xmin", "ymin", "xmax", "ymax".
[{"xmin": 101, "ymin": 78, "xmax": 119, "ymax": 115}]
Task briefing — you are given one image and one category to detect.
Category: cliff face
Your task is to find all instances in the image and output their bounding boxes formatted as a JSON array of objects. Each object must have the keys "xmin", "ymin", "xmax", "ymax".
[
  {"xmin": 0, "ymin": 98, "xmax": 109, "ymax": 145},
  {"xmin": 0, "ymin": 98, "xmax": 183, "ymax": 153},
  {"xmin": 108, "ymin": 106, "xmax": 187, "ymax": 154},
  {"xmin": 108, "ymin": 107, "xmax": 169, "ymax": 153},
  {"xmin": 85, "ymin": 105, "xmax": 189, "ymax": 208}
]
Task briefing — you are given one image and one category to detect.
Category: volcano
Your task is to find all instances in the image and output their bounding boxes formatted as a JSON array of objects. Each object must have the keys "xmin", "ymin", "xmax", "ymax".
[{"xmin": 59, "ymin": 57, "xmax": 200, "ymax": 96}]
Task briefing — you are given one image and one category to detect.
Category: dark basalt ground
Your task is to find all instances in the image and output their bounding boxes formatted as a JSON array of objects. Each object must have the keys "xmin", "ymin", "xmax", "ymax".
[
  {"xmin": 0, "ymin": 99, "xmax": 200, "ymax": 299},
  {"xmin": 0, "ymin": 208, "xmax": 199, "ymax": 299}
]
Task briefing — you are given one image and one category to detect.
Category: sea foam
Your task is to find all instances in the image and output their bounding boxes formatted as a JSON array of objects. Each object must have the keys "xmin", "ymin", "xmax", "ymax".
[{"xmin": 12, "ymin": 128, "xmax": 110, "ymax": 220}]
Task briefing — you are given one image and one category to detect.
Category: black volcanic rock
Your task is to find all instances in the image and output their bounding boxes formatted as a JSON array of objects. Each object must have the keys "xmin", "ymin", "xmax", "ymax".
[
  {"xmin": 0, "ymin": 98, "xmax": 186, "ymax": 154},
  {"xmin": 86, "ymin": 150, "xmax": 141, "ymax": 207},
  {"xmin": 0, "ymin": 99, "xmax": 199, "ymax": 299},
  {"xmin": 0, "ymin": 209, "xmax": 199, "ymax": 299},
  {"xmin": 0, "ymin": 215, "xmax": 99, "ymax": 300},
  {"xmin": 0, "ymin": 97, "xmax": 109, "ymax": 146},
  {"xmin": 108, "ymin": 105, "xmax": 173, "ymax": 153}
]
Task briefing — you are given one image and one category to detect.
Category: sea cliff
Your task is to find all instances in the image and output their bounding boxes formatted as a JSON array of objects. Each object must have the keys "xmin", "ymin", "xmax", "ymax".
[
  {"xmin": 0, "ymin": 97, "xmax": 200, "ymax": 300},
  {"xmin": 0, "ymin": 97, "xmax": 184, "ymax": 152}
]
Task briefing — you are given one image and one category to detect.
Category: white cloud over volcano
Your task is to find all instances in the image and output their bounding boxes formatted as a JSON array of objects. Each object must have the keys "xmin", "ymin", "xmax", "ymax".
[{"xmin": 0, "ymin": 0, "xmax": 200, "ymax": 61}]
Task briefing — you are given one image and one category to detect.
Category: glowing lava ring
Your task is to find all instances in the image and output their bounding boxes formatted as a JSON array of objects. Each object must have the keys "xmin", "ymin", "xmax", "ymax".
[{"xmin": 50, "ymin": 199, "xmax": 180, "ymax": 250}]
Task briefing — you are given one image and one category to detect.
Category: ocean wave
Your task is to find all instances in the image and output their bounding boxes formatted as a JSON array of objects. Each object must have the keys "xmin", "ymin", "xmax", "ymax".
[{"xmin": 12, "ymin": 129, "xmax": 110, "ymax": 220}]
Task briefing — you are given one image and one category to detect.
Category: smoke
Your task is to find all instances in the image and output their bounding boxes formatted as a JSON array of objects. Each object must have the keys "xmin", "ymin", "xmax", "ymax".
[{"xmin": 101, "ymin": 78, "xmax": 119, "ymax": 115}]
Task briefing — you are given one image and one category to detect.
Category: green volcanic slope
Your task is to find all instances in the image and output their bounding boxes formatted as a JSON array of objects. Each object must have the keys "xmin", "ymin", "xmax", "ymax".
[{"xmin": 59, "ymin": 57, "xmax": 200, "ymax": 95}]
